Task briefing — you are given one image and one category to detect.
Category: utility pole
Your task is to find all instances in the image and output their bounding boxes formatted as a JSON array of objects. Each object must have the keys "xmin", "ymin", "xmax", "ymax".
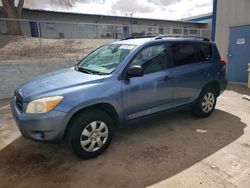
[{"xmin": 130, "ymin": 12, "xmax": 133, "ymax": 35}]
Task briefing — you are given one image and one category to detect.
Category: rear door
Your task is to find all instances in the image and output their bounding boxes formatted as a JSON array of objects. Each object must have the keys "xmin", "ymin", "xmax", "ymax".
[{"xmin": 168, "ymin": 42, "xmax": 212, "ymax": 106}]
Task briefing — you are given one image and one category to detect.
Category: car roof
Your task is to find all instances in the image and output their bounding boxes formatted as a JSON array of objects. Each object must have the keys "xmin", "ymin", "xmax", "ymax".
[
  {"xmin": 111, "ymin": 36, "xmax": 212, "ymax": 46},
  {"xmin": 111, "ymin": 38, "xmax": 153, "ymax": 45}
]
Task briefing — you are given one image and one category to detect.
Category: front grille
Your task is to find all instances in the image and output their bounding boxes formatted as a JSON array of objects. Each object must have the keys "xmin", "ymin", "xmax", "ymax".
[{"xmin": 15, "ymin": 93, "xmax": 23, "ymax": 111}]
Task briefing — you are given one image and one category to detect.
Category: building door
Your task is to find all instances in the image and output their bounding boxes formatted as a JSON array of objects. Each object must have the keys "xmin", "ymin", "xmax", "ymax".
[
  {"xmin": 123, "ymin": 26, "xmax": 129, "ymax": 38},
  {"xmin": 29, "ymin": 21, "xmax": 39, "ymax": 38},
  {"xmin": 159, "ymin": 27, "xmax": 164, "ymax": 34},
  {"xmin": 228, "ymin": 25, "xmax": 250, "ymax": 83}
]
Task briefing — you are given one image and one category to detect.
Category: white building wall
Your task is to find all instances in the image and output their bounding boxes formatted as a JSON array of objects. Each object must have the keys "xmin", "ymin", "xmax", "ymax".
[{"xmin": 215, "ymin": 0, "xmax": 250, "ymax": 61}]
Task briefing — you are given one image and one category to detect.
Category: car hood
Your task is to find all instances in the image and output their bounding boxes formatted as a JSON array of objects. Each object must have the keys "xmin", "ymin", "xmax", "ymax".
[{"xmin": 17, "ymin": 67, "xmax": 106, "ymax": 101}]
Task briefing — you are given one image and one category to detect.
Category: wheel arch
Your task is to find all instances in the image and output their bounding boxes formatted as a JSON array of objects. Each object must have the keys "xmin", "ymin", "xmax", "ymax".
[
  {"xmin": 63, "ymin": 103, "xmax": 120, "ymax": 140},
  {"xmin": 201, "ymin": 80, "xmax": 221, "ymax": 97}
]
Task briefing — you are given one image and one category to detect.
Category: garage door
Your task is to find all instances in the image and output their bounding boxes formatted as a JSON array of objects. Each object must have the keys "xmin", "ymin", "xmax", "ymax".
[{"xmin": 228, "ymin": 25, "xmax": 250, "ymax": 83}]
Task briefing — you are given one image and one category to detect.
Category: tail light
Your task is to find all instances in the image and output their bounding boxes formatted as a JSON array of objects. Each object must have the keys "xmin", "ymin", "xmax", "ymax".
[{"xmin": 220, "ymin": 60, "xmax": 227, "ymax": 66}]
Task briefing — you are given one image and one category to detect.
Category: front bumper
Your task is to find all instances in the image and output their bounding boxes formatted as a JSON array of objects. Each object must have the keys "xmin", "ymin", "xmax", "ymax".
[{"xmin": 10, "ymin": 99, "xmax": 67, "ymax": 142}]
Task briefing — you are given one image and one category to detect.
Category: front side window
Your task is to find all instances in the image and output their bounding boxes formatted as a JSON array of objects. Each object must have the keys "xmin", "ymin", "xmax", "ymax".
[
  {"xmin": 171, "ymin": 43, "xmax": 197, "ymax": 66},
  {"xmin": 77, "ymin": 44, "xmax": 135, "ymax": 74},
  {"xmin": 130, "ymin": 44, "xmax": 168, "ymax": 74}
]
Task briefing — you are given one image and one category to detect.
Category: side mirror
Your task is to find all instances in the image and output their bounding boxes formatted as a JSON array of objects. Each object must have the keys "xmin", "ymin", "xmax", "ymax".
[{"xmin": 126, "ymin": 65, "xmax": 144, "ymax": 77}]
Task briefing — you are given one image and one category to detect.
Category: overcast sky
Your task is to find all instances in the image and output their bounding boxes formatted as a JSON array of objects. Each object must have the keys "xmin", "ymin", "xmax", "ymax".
[{"xmin": 4, "ymin": 0, "xmax": 213, "ymax": 20}]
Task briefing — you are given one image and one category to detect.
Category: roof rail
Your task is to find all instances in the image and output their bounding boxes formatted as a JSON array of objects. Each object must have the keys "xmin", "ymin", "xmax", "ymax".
[
  {"xmin": 121, "ymin": 35, "xmax": 158, "ymax": 40},
  {"xmin": 154, "ymin": 35, "xmax": 210, "ymax": 41},
  {"xmin": 121, "ymin": 35, "xmax": 210, "ymax": 41}
]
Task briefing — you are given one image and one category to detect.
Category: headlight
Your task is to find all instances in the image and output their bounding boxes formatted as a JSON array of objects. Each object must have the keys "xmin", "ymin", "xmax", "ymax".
[{"xmin": 26, "ymin": 96, "xmax": 63, "ymax": 114}]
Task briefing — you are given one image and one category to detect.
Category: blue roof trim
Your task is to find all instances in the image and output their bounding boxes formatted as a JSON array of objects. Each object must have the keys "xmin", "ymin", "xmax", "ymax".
[
  {"xmin": 211, "ymin": 0, "xmax": 217, "ymax": 41},
  {"xmin": 186, "ymin": 15, "xmax": 212, "ymax": 22}
]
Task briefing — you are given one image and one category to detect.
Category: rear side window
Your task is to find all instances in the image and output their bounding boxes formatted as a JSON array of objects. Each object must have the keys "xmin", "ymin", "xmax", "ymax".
[
  {"xmin": 171, "ymin": 43, "xmax": 197, "ymax": 66},
  {"xmin": 197, "ymin": 43, "xmax": 212, "ymax": 62}
]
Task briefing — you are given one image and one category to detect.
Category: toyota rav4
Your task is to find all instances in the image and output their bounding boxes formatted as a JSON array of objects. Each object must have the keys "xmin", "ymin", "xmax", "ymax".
[{"xmin": 11, "ymin": 36, "xmax": 228, "ymax": 159}]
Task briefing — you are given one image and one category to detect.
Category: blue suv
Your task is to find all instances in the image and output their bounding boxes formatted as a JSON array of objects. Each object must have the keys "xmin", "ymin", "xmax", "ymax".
[{"xmin": 11, "ymin": 36, "xmax": 228, "ymax": 158}]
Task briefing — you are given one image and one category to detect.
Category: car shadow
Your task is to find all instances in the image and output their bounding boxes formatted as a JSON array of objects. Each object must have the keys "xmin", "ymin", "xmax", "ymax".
[{"xmin": 0, "ymin": 109, "xmax": 246, "ymax": 188}]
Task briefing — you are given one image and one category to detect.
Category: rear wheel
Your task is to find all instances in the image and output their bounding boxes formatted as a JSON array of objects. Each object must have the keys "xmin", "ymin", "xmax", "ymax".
[
  {"xmin": 67, "ymin": 109, "xmax": 114, "ymax": 159},
  {"xmin": 192, "ymin": 87, "xmax": 217, "ymax": 118}
]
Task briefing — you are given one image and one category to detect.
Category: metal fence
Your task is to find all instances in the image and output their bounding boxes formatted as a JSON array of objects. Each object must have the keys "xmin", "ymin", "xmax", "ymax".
[{"xmin": 0, "ymin": 18, "xmax": 211, "ymax": 62}]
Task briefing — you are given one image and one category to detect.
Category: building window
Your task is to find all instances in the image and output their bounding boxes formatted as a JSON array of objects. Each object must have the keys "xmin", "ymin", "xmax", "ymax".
[
  {"xmin": 45, "ymin": 22, "xmax": 56, "ymax": 30},
  {"xmin": 98, "ymin": 25, "xmax": 115, "ymax": 38},
  {"xmin": 165, "ymin": 27, "xmax": 170, "ymax": 34},
  {"xmin": 183, "ymin": 28, "xmax": 188, "ymax": 35},
  {"xmin": 190, "ymin": 29, "xmax": 199, "ymax": 35},
  {"xmin": 78, "ymin": 24, "xmax": 96, "ymax": 32},
  {"xmin": 172, "ymin": 28, "xmax": 182, "ymax": 35}
]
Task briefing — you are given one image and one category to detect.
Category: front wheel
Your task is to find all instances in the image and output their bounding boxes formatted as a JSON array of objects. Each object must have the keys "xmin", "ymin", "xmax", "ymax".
[
  {"xmin": 192, "ymin": 87, "xmax": 217, "ymax": 118},
  {"xmin": 67, "ymin": 110, "xmax": 114, "ymax": 159}
]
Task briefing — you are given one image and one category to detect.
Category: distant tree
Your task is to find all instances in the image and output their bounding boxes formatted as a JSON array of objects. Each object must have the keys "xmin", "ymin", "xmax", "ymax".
[{"xmin": 1, "ymin": 0, "xmax": 75, "ymax": 35}]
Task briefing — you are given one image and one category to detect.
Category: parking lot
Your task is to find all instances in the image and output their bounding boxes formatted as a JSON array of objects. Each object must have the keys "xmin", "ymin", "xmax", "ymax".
[{"xmin": 0, "ymin": 84, "xmax": 249, "ymax": 188}]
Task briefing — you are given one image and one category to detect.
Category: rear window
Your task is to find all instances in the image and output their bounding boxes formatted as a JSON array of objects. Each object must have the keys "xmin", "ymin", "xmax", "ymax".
[{"xmin": 171, "ymin": 43, "xmax": 197, "ymax": 66}]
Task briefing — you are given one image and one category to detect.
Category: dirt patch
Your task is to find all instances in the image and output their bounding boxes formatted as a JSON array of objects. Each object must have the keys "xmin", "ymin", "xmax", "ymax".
[
  {"xmin": 130, "ymin": 145, "xmax": 170, "ymax": 164},
  {"xmin": 0, "ymin": 35, "xmax": 114, "ymax": 61}
]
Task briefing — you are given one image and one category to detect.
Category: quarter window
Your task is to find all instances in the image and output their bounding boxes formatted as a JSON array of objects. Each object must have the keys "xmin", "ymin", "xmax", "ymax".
[
  {"xmin": 197, "ymin": 44, "xmax": 212, "ymax": 62},
  {"xmin": 130, "ymin": 44, "xmax": 168, "ymax": 74}
]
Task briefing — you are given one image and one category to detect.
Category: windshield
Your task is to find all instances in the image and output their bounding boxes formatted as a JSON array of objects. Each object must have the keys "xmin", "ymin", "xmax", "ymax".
[{"xmin": 77, "ymin": 44, "xmax": 136, "ymax": 74}]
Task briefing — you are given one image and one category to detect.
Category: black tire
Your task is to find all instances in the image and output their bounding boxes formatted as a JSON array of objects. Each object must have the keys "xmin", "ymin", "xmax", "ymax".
[
  {"xmin": 192, "ymin": 86, "xmax": 217, "ymax": 118},
  {"xmin": 67, "ymin": 109, "xmax": 114, "ymax": 159}
]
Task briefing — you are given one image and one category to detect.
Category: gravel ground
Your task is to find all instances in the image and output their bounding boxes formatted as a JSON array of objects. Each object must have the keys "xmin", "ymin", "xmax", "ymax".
[{"xmin": 0, "ymin": 84, "xmax": 249, "ymax": 188}]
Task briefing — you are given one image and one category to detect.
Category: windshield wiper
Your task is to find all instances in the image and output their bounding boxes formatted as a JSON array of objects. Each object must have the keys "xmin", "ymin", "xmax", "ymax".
[
  {"xmin": 76, "ymin": 66, "xmax": 108, "ymax": 75},
  {"xmin": 76, "ymin": 66, "xmax": 93, "ymax": 74},
  {"xmin": 87, "ymin": 69, "xmax": 109, "ymax": 75}
]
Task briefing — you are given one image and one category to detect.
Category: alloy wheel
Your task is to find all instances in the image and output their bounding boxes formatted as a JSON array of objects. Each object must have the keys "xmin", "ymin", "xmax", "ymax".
[
  {"xmin": 202, "ymin": 92, "xmax": 215, "ymax": 113},
  {"xmin": 80, "ymin": 121, "xmax": 109, "ymax": 152}
]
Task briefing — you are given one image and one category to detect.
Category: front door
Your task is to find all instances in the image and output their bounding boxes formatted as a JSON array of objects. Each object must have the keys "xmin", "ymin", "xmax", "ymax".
[
  {"xmin": 228, "ymin": 25, "xmax": 250, "ymax": 83},
  {"xmin": 122, "ymin": 43, "xmax": 173, "ymax": 120}
]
